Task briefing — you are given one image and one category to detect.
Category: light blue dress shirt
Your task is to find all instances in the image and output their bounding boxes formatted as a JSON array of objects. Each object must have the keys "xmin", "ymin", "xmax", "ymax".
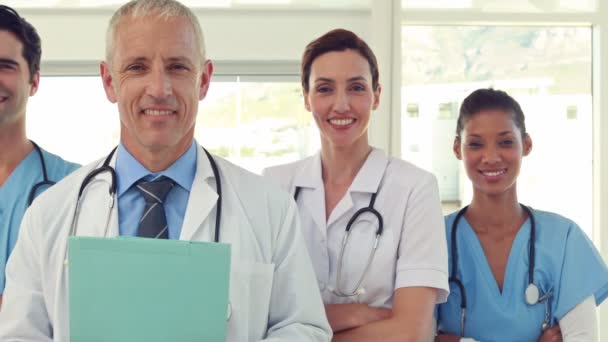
[
  {"xmin": 115, "ymin": 142, "xmax": 197, "ymax": 240},
  {"xmin": 0, "ymin": 147, "xmax": 79, "ymax": 294},
  {"xmin": 437, "ymin": 209, "xmax": 608, "ymax": 341}
]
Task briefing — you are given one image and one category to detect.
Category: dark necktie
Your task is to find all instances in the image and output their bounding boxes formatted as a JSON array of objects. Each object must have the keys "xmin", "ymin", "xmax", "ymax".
[{"xmin": 135, "ymin": 176, "xmax": 175, "ymax": 239}]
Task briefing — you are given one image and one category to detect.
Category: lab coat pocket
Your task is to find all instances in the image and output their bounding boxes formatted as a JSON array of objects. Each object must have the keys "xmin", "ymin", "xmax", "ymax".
[{"xmin": 226, "ymin": 261, "xmax": 274, "ymax": 342}]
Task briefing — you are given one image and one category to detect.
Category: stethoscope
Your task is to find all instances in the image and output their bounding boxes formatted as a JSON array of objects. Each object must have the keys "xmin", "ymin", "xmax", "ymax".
[
  {"xmin": 293, "ymin": 185, "xmax": 383, "ymax": 297},
  {"xmin": 68, "ymin": 145, "xmax": 222, "ymax": 243},
  {"xmin": 448, "ymin": 204, "xmax": 553, "ymax": 337},
  {"xmin": 66, "ymin": 145, "xmax": 230, "ymax": 319},
  {"xmin": 27, "ymin": 141, "xmax": 56, "ymax": 206}
]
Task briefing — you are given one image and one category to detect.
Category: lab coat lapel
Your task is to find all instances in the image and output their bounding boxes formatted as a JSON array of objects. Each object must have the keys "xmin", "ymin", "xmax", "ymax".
[
  {"xmin": 350, "ymin": 149, "xmax": 389, "ymax": 194},
  {"xmin": 326, "ymin": 194, "xmax": 354, "ymax": 227},
  {"xmin": 180, "ymin": 145, "xmax": 218, "ymax": 242},
  {"xmin": 74, "ymin": 158, "xmax": 120, "ymax": 238},
  {"xmin": 294, "ymin": 153, "xmax": 326, "ymax": 233},
  {"xmin": 327, "ymin": 149, "xmax": 389, "ymax": 226},
  {"xmin": 309, "ymin": 187, "xmax": 327, "ymax": 232}
]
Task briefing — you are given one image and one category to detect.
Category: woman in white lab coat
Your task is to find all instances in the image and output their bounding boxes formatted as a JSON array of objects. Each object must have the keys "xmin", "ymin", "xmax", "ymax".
[{"xmin": 263, "ymin": 29, "xmax": 449, "ymax": 341}]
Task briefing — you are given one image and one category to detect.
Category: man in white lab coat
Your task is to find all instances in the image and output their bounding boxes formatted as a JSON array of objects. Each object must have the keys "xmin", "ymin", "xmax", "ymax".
[{"xmin": 0, "ymin": 0, "xmax": 331, "ymax": 341}]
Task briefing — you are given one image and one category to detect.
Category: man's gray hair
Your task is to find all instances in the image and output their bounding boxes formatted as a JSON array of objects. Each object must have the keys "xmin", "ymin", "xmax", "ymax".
[{"xmin": 105, "ymin": 0, "xmax": 206, "ymax": 65}]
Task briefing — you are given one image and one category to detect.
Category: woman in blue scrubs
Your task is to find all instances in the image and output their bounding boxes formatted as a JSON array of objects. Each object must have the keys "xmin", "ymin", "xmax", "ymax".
[{"xmin": 436, "ymin": 88, "xmax": 608, "ymax": 341}]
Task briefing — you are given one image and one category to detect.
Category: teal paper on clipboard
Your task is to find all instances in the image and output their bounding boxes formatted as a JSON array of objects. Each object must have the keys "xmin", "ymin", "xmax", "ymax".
[{"xmin": 68, "ymin": 236, "xmax": 231, "ymax": 342}]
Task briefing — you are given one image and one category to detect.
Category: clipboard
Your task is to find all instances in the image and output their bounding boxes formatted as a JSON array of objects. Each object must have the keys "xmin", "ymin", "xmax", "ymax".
[{"xmin": 68, "ymin": 236, "xmax": 231, "ymax": 342}]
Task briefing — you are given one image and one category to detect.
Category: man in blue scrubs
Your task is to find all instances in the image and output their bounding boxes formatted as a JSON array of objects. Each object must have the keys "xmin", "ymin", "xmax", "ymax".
[{"xmin": 0, "ymin": 5, "xmax": 79, "ymax": 306}]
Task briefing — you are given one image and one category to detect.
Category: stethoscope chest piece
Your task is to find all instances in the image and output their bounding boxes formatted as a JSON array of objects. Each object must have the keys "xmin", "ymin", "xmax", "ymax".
[
  {"xmin": 525, "ymin": 283, "xmax": 540, "ymax": 305},
  {"xmin": 448, "ymin": 204, "xmax": 553, "ymax": 335}
]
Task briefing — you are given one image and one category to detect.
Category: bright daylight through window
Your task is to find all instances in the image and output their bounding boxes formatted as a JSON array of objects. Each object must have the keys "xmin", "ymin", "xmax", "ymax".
[
  {"xmin": 402, "ymin": 0, "xmax": 595, "ymax": 12},
  {"xmin": 401, "ymin": 26, "xmax": 593, "ymax": 236},
  {"xmin": 27, "ymin": 78, "xmax": 318, "ymax": 174}
]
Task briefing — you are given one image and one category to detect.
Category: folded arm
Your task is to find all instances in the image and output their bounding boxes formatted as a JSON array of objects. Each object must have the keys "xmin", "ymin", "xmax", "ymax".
[
  {"xmin": 333, "ymin": 286, "xmax": 438, "ymax": 342},
  {"xmin": 559, "ymin": 295, "xmax": 597, "ymax": 342},
  {"xmin": 325, "ymin": 303, "xmax": 391, "ymax": 333}
]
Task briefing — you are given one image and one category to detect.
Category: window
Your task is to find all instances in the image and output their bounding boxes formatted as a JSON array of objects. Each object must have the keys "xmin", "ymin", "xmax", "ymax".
[
  {"xmin": 7, "ymin": 0, "xmax": 370, "ymax": 9},
  {"xmin": 27, "ymin": 77, "xmax": 117, "ymax": 165},
  {"xmin": 197, "ymin": 78, "xmax": 318, "ymax": 173},
  {"xmin": 401, "ymin": 26, "xmax": 593, "ymax": 235},
  {"xmin": 402, "ymin": 0, "xmax": 596, "ymax": 12},
  {"xmin": 406, "ymin": 103, "xmax": 419, "ymax": 118},
  {"xmin": 26, "ymin": 76, "xmax": 318, "ymax": 174}
]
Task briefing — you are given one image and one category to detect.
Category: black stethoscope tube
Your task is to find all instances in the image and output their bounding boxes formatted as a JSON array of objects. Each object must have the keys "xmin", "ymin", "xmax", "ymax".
[
  {"xmin": 293, "ymin": 187, "xmax": 383, "ymax": 236},
  {"xmin": 293, "ymin": 185, "xmax": 383, "ymax": 297},
  {"xmin": 27, "ymin": 141, "xmax": 56, "ymax": 206},
  {"xmin": 448, "ymin": 203, "xmax": 537, "ymax": 336},
  {"xmin": 451, "ymin": 204, "xmax": 536, "ymax": 286},
  {"xmin": 73, "ymin": 145, "xmax": 222, "ymax": 243}
]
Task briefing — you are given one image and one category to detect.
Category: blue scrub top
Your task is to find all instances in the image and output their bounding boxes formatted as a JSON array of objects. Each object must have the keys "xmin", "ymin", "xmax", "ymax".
[
  {"xmin": 0, "ymin": 147, "xmax": 79, "ymax": 294},
  {"xmin": 437, "ymin": 209, "xmax": 608, "ymax": 341}
]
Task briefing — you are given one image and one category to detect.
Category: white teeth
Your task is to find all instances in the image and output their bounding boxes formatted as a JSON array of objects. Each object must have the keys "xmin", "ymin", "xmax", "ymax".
[
  {"xmin": 328, "ymin": 118, "xmax": 354, "ymax": 126},
  {"xmin": 483, "ymin": 170, "xmax": 506, "ymax": 177},
  {"xmin": 143, "ymin": 109, "xmax": 173, "ymax": 116}
]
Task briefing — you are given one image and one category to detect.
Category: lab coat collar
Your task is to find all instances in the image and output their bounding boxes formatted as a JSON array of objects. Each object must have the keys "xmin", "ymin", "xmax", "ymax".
[
  {"xmin": 73, "ymin": 144, "xmax": 218, "ymax": 242},
  {"xmin": 293, "ymin": 152, "xmax": 323, "ymax": 189},
  {"xmin": 73, "ymin": 153, "xmax": 121, "ymax": 239},
  {"xmin": 349, "ymin": 148, "xmax": 389, "ymax": 194},
  {"xmin": 179, "ymin": 144, "xmax": 218, "ymax": 241},
  {"xmin": 326, "ymin": 148, "xmax": 388, "ymax": 226},
  {"xmin": 290, "ymin": 148, "xmax": 389, "ymax": 228},
  {"xmin": 292, "ymin": 149, "xmax": 389, "ymax": 193},
  {"xmin": 292, "ymin": 152, "xmax": 325, "ymax": 231}
]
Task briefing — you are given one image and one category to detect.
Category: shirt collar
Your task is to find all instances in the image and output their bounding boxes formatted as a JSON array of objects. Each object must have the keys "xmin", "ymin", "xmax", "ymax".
[
  {"xmin": 292, "ymin": 148, "xmax": 389, "ymax": 193},
  {"xmin": 115, "ymin": 141, "xmax": 197, "ymax": 197}
]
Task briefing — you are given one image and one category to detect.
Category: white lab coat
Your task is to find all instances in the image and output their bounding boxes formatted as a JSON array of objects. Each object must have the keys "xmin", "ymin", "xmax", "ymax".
[
  {"xmin": 263, "ymin": 148, "xmax": 449, "ymax": 308},
  {"xmin": 0, "ymin": 145, "xmax": 331, "ymax": 342}
]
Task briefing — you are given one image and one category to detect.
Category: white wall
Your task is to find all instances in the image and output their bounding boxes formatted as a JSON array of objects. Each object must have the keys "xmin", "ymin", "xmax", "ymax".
[
  {"xmin": 18, "ymin": 8, "xmax": 369, "ymax": 67},
  {"xmin": 18, "ymin": 6, "xmax": 399, "ymax": 150}
]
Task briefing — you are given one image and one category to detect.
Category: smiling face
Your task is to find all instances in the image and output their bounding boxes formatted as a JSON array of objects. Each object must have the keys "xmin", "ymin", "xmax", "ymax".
[
  {"xmin": 454, "ymin": 109, "xmax": 532, "ymax": 198},
  {"xmin": 100, "ymin": 13, "xmax": 212, "ymax": 165},
  {"xmin": 0, "ymin": 30, "xmax": 39, "ymax": 127},
  {"xmin": 304, "ymin": 49, "xmax": 380, "ymax": 150}
]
